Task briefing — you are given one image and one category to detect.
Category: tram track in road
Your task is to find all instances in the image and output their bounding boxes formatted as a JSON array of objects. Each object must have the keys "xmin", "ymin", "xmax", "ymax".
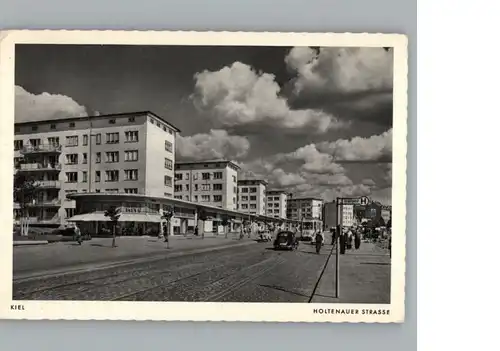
[
  {"xmin": 14, "ymin": 247, "xmax": 264, "ymax": 301},
  {"xmin": 307, "ymin": 243, "xmax": 336, "ymax": 303}
]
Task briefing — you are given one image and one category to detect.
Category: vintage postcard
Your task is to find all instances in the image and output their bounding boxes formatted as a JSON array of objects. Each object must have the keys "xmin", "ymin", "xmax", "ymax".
[{"xmin": 0, "ymin": 30, "xmax": 407, "ymax": 323}]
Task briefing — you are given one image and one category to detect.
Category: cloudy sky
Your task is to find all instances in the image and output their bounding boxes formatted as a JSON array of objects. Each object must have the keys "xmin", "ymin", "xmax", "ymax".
[{"xmin": 15, "ymin": 44, "xmax": 393, "ymax": 204}]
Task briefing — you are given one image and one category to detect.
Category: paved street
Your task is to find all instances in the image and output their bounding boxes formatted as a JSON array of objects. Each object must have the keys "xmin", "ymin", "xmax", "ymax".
[{"xmin": 13, "ymin": 233, "xmax": 391, "ymax": 303}]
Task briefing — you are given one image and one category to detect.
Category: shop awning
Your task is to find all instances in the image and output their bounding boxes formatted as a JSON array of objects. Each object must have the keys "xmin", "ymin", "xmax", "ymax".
[
  {"xmin": 68, "ymin": 212, "xmax": 161, "ymax": 223},
  {"xmin": 119, "ymin": 213, "xmax": 161, "ymax": 223},
  {"xmin": 67, "ymin": 213, "xmax": 109, "ymax": 222}
]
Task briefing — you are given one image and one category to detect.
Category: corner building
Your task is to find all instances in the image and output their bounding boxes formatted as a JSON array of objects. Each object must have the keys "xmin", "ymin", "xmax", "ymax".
[
  {"xmin": 13, "ymin": 111, "xmax": 179, "ymax": 227},
  {"xmin": 265, "ymin": 189, "xmax": 290, "ymax": 219}
]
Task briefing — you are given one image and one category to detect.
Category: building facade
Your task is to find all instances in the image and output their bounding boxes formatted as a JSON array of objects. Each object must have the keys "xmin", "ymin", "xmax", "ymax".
[
  {"xmin": 286, "ymin": 197, "xmax": 324, "ymax": 221},
  {"xmin": 265, "ymin": 189, "xmax": 289, "ymax": 219},
  {"xmin": 13, "ymin": 111, "xmax": 179, "ymax": 226},
  {"xmin": 237, "ymin": 179, "xmax": 268, "ymax": 215},
  {"xmin": 173, "ymin": 160, "xmax": 239, "ymax": 211}
]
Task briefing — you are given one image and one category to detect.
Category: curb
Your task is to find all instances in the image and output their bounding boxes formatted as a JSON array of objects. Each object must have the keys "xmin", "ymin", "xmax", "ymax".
[
  {"xmin": 13, "ymin": 240, "xmax": 257, "ymax": 283},
  {"xmin": 13, "ymin": 241, "xmax": 49, "ymax": 246}
]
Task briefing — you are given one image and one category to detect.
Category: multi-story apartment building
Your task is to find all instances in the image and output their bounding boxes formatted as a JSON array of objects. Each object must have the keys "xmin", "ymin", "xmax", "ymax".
[
  {"xmin": 265, "ymin": 189, "xmax": 289, "ymax": 219},
  {"xmin": 286, "ymin": 197, "xmax": 324, "ymax": 221},
  {"xmin": 237, "ymin": 179, "xmax": 268, "ymax": 215},
  {"xmin": 13, "ymin": 111, "xmax": 179, "ymax": 226},
  {"xmin": 174, "ymin": 160, "xmax": 239, "ymax": 211}
]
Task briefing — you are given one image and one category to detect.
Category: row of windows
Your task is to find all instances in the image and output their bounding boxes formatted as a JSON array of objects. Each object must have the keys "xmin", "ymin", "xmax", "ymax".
[
  {"xmin": 267, "ymin": 196, "xmax": 281, "ymax": 201},
  {"xmin": 19, "ymin": 116, "xmax": 142, "ymax": 134},
  {"xmin": 149, "ymin": 117, "xmax": 175, "ymax": 135},
  {"xmin": 64, "ymin": 150, "xmax": 141, "ymax": 164},
  {"xmin": 174, "ymin": 183, "xmax": 224, "ymax": 192},
  {"xmin": 240, "ymin": 204, "xmax": 257, "ymax": 209},
  {"xmin": 174, "ymin": 171, "xmax": 233, "ymax": 181},
  {"xmin": 174, "ymin": 194, "xmax": 223, "ymax": 202},
  {"xmin": 239, "ymin": 195, "xmax": 258, "ymax": 201},
  {"xmin": 267, "ymin": 209, "xmax": 281, "ymax": 214},
  {"xmin": 239, "ymin": 187, "xmax": 258, "ymax": 193},
  {"xmin": 65, "ymin": 188, "xmax": 138, "ymax": 195},
  {"xmin": 64, "ymin": 169, "xmax": 140, "ymax": 183}
]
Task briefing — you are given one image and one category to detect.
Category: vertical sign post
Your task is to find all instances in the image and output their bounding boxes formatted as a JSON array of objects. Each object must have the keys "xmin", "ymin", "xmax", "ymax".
[{"xmin": 335, "ymin": 198, "xmax": 342, "ymax": 298}]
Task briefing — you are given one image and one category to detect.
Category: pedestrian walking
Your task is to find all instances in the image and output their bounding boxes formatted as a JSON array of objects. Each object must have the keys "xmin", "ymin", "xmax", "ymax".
[{"xmin": 74, "ymin": 223, "xmax": 83, "ymax": 245}]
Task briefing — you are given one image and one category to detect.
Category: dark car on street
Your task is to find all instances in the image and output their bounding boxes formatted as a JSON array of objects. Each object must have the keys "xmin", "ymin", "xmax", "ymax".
[{"xmin": 273, "ymin": 231, "xmax": 299, "ymax": 251}]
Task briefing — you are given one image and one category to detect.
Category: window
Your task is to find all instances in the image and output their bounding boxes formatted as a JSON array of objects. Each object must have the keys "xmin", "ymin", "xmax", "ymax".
[
  {"xmin": 274, "ymin": 197, "xmax": 280, "ymax": 201},
  {"xmin": 66, "ymin": 136, "xmax": 78, "ymax": 147},
  {"xmin": 185, "ymin": 184, "xmax": 189, "ymax": 191},
  {"xmin": 185, "ymin": 173, "xmax": 190, "ymax": 180},
  {"xmin": 185, "ymin": 195, "xmax": 189, "ymax": 201},
  {"xmin": 165, "ymin": 140, "xmax": 173, "ymax": 152},
  {"xmin": 162, "ymin": 126, "xmax": 167, "ymax": 132},
  {"xmin": 106, "ymin": 151, "xmax": 119, "ymax": 163},
  {"xmin": 29, "ymin": 138, "xmax": 41, "ymax": 147},
  {"xmin": 241, "ymin": 196, "xmax": 248, "ymax": 201},
  {"xmin": 274, "ymin": 209, "xmax": 279, "ymax": 213},
  {"xmin": 241, "ymin": 204, "xmax": 248, "ymax": 209},
  {"xmin": 50, "ymin": 124, "xmax": 56, "ymax": 130},
  {"xmin": 95, "ymin": 133, "xmax": 101, "ymax": 145},
  {"xmin": 65, "ymin": 208, "xmax": 76, "ymax": 218},
  {"xmin": 149, "ymin": 117, "xmax": 154, "ymax": 123},
  {"xmin": 214, "ymin": 172, "xmax": 223, "ymax": 179},
  {"xmin": 213, "ymin": 195, "xmax": 222, "ymax": 202},
  {"xmin": 193, "ymin": 173, "xmax": 198, "ymax": 180},
  {"xmin": 125, "ymin": 131, "xmax": 139, "ymax": 142},
  {"xmin": 164, "ymin": 157, "xmax": 173, "ymax": 170},
  {"xmin": 109, "ymin": 119, "xmax": 116, "ymax": 124},
  {"xmin": 201, "ymin": 195, "xmax": 210, "ymax": 202},
  {"xmin": 174, "ymin": 184, "xmax": 182, "ymax": 192},
  {"xmin": 95, "ymin": 171, "xmax": 101, "ymax": 182},
  {"xmin": 82, "ymin": 153, "xmax": 88, "ymax": 164},
  {"xmin": 95, "ymin": 152, "xmax": 101, "ymax": 163},
  {"xmin": 213, "ymin": 183, "xmax": 223, "ymax": 191},
  {"xmin": 250, "ymin": 204, "xmax": 256, "ymax": 209},
  {"xmin": 202, "ymin": 172, "xmax": 210, "ymax": 180},
  {"xmin": 274, "ymin": 203, "xmax": 280, "ymax": 207},
  {"xmin": 106, "ymin": 132, "xmax": 119, "ymax": 144},
  {"xmin": 14, "ymin": 140, "xmax": 23, "ymax": 151},
  {"xmin": 232, "ymin": 175, "xmax": 236, "ymax": 182},
  {"xmin": 250, "ymin": 196, "xmax": 257, "ymax": 201},
  {"xmin": 201, "ymin": 184, "xmax": 210, "ymax": 191},
  {"xmin": 194, "ymin": 195, "xmax": 198, "ymax": 202},
  {"xmin": 83, "ymin": 135, "xmax": 89, "ymax": 146},
  {"xmin": 175, "ymin": 173, "xmax": 182, "ymax": 181},
  {"xmin": 69, "ymin": 122, "xmax": 75, "ymax": 128},
  {"xmin": 194, "ymin": 184, "xmax": 199, "ymax": 191},
  {"xmin": 268, "ymin": 197, "xmax": 273, "ymax": 201},
  {"xmin": 65, "ymin": 154, "xmax": 78, "ymax": 164},
  {"xmin": 174, "ymin": 195, "xmax": 182, "ymax": 199},
  {"xmin": 241, "ymin": 187, "xmax": 248, "ymax": 193},
  {"xmin": 105, "ymin": 189, "xmax": 119, "ymax": 193},
  {"xmin": 234, "ymin": 186, "xmax": 237, "ymax": 193},
  {"xmin": 48, "ymin": 137, "xmax": 59, "ymax": 146},
  {"xmin": 249, "ymin": 187, "xmax": 257, "ymax": 193},
  {"xmin": 95, "ymin": 189, "xmax": 101, "ymax": 193},
  {"xmin": 128, "ymin": 117, "xmax": 135, "ymax": 123},
  {"xmin": 164, "ymin": 175, "xmax": 172, "ymax": 187},
  {"xmin": 124, "ymin": 169, "xmax": 138, "ymax": 181},
  {"xmin": 105, "ymin": 170, "xmax": 119, "ymax": 182},
  {"xmin": 125, "ymin": 150, "xmax": 139, "ymax": 162},
  {"xmin": 65, "ymin": 172, "xmax": 78, "ymax": 183},
  {"xmin": 31, "ymin": 126, "xmax": 38, "ymax": 131},
  {"xmin": 124, "ymin": 188, "xmax": 138, "ymax": 194},
  {"xmin": 82, "ymin": 171, "xmax": 88, "ymax": 183}
]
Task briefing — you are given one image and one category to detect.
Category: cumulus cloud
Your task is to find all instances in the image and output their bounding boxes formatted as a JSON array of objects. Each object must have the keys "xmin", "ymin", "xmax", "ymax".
[
  {"xmin": 286, "ymin": 47, "xmax": 393, "ymax": 95},
  {"xmin": 176, "ymin": 129, "xmax": 250, "ymax": 161},
  {"xmin": 192, "ymin": 62, "xmax": 346, "ymax": 133},
  {"xmin": 283, "ymin": 144, "xmax": 345, "ymax": 174},
  {"xmin": 317, "ymin": 128, "xmax": 393, "ymax": 162},
  {"xmin": 15, "ymin": 85, "xmax": 88, "ymax": 123}
]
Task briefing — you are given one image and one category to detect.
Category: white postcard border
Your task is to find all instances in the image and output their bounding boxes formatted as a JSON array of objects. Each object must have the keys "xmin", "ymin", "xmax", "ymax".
[{"xmin": 0, "ymin": 30, "xmax": 408, "ymax": 323}]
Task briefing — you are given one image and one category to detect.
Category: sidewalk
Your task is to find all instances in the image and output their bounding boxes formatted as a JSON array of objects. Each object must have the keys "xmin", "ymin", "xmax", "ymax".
[
  {"xmin": 13, "ymin": 233, "xmax": 256, "ymax": 278},
  {"xmin": 311, "ymin": 242, "xmax": 391, "ymax": 304}
]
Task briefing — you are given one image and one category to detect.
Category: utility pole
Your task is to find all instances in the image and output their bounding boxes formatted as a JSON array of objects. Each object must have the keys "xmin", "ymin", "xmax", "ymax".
[{"xmin": 335, "ymin": 198, "xmax": 342, "ymax": 298}]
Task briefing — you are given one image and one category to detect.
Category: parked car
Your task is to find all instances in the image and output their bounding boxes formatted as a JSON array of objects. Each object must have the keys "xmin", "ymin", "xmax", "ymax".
[{"xmin": 273, "ymin": 231, "xmax": 299, "ymax": 251}]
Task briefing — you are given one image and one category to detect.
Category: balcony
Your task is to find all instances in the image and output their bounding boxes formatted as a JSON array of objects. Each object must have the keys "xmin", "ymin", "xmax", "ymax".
[
  {"xmin": 20, "ymin": 144, "xmax": 62, "ymax": 154},
  {"xmin": 13, "ymin": 216, "xmax": 60, "ymax": 225},
  {"xmin": 17, "ymin": 163, "xmax": 62, "ymax": 172},
  {"xmin": 25, "ymin": 199, "xmax": 61, "ymax": 208},
  {"xmin": 33, "ymin": 180, "xmax": 61, "ymax": 189}
]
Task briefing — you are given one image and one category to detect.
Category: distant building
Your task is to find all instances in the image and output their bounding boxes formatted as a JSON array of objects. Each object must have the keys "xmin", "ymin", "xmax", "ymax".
[
  {"xmin": 287, "ymin": 197, "xmax": 324, "ymax": 221},
  {"xmin": 322, "ymin": 201, "xmax": 337, "ymax": 230},
  {"xmin": 237, "ymin": 179, "xmax": 268, "ymax": 215},
  {"xmin": 13, "ymin": 111, "xmax": 179, "ymax": 226},
  {"xmin": 265, "ymin": 189, "xmax": 289, "ymax": 219},
  {"xmin": 174, "ymin": 160, "xmax": 240, "ymax": 211}
]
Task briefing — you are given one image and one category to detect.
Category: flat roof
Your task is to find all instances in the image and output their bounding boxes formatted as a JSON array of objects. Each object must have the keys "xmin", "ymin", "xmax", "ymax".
[
  {"xmin": 14, "ymin": 110, "xmax": 181, "ymax": 133},
  {"xmin": 266, "ymin": 189, "xmax": 291, "ymax": 194},
  {"xmin": 238, "ymin": 179, "xmax": 268, "ymax": 186},
  {"xmin": 287, "ymin": 197, "xmax": 324, "ymax": 202},
  {"xmin": 175, "ymin": 159, "xmax": 241, "ymax": 170}
]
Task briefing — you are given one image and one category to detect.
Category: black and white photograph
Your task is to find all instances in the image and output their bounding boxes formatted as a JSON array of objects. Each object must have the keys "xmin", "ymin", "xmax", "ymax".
[{"xmin": 0, "ymin": 31, "xmax": 407, "ymax": 323}]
